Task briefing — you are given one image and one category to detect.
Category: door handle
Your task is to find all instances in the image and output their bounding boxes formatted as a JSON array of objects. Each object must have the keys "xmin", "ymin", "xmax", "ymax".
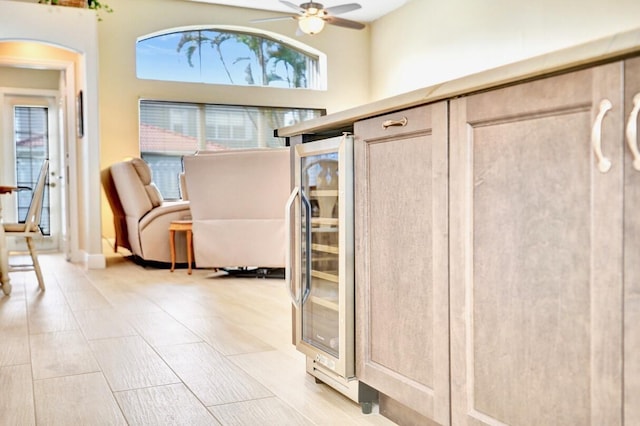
[
  {"xmin": 626, "ymin": 93, "xmax": 640, "ymax": 171},
  {"xmin": 300, "ymin": 191, "xmax": 312, "ymax": 306},
  {"xmin": 381, "ymin": 116, "xmax": 408, "ymax": 129},
  {"xmin": 285, "ymin": 186, "xmax": 300, "ymax": 308},
  {"xmin": 591, "ymin": 99, "xmax": 613, "ymax": 173}
]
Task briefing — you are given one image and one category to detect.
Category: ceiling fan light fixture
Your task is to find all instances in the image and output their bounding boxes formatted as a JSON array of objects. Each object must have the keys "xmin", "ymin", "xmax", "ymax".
[{"xmin": 298, "ymin": 15, "xmax": 325, "ymax": 35}]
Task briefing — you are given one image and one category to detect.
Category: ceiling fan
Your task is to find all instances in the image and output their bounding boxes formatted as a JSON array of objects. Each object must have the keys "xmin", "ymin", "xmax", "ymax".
[{"xmin": 252, "ymin": 1, "xmax": 366, "ymax": 35}]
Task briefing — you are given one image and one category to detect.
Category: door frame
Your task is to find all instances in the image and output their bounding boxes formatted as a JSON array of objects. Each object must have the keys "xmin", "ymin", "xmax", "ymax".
[
  {"xmin": 0, "ymin": 56, "xmax": 77, "ymax": 262},
  {"xmin": 1, "ymin": 89, "xmax": 63, "ymax": 252}
]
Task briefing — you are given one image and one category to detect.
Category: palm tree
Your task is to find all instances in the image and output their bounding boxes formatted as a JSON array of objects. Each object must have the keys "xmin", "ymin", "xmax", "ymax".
[
  {"xmin": 177, "ymin": 30, "xmax": 309, "ymax": 88},
  {"xmin": 268, "ymin": 44, "xmax": 308, "ymax": 88},
  {"xmin": 176, "ymin": 30, "xmax": 315, "ymax": 145}
]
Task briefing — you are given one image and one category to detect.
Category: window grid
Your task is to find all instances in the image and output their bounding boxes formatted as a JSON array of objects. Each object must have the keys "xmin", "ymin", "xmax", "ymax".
[{"xmin": 140, "ymin": 100, "xmax": 323, "ymax": 199}]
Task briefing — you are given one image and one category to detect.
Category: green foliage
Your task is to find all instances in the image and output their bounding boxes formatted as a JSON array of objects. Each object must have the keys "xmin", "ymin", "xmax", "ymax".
[
  {"xmin": 177, "ymin": 30, "xmax": 310, "ymax": 88},
  {"xmin": 38, "ymin": 0, "xmax": 113, "ymax": 20},
  {"xmin": 88, "ymin": 0, "xmax": 113, "ymax": 13}
]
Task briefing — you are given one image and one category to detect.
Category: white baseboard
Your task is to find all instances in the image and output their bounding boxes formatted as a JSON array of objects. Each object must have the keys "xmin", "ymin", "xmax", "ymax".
[{"xmin": 85, "ymin": 252, "xmax": 106, "ymax": 269}]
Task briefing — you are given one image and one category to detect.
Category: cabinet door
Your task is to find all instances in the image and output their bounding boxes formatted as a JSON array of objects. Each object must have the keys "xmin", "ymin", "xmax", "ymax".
[
  {"xmin": 449, "ymin": 63, "xmax": 624, "ymax": 425},
  {"xmin": 624, "ymin": 56, "xmax": 640, "ymax": 426},
  {"xmin": 354, "ymin": 102, "xmax": 450, "ymax": 424}
]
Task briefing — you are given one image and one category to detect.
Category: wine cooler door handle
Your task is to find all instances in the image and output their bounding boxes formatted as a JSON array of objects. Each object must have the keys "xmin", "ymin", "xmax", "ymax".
[
  {"xmin": 592, "ymin": 99, "xmax": 613, "ymax": 173},
  {"xmin": 626, "ymin": 93, "xmax": 640, "ymax": 171},
  {"xmin": 300, "ymin": 191, "xmax": 312, "ymax": 305},
  {"xmin": 285, "ymin": 186, "xmax": 300, "ymax": 308}
]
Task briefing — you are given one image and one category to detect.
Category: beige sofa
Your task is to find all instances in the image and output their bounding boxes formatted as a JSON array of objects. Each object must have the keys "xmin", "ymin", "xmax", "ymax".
[
  {"xmin": 183, "ymin": 148, "xmax": 290, "ymax": 269},
  {"xmin": 107, "ymin": 158, "xmax": 191, "ymax": 264}
]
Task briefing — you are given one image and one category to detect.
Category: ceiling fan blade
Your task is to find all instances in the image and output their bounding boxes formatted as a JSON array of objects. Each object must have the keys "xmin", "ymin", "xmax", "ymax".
[
  {"xmin": 279, "ymin": 0, "xmax": 305, "ymax": 13},
  {"xmin": 251, "ymin": 15, "xmax": 298, "ymax": 23},
  {"xmin": 324, "ymin": 3, "xmax": 361, "ymax": 16},
  {"xmin": 324, "ymin": 15, "xmax": 365, "ymax": 30}
]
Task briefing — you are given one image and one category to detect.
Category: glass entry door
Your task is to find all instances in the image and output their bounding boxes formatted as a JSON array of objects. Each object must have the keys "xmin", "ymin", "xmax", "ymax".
[{"xmin": 2, "ymin": 94, "xmax": 62, "ymax": 253}]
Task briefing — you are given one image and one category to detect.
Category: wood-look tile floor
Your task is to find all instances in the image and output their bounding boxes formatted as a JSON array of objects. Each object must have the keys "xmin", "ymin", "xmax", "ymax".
[{"xmin": 0, "ymin": 246, "xmax": 396, "ymax": 425}]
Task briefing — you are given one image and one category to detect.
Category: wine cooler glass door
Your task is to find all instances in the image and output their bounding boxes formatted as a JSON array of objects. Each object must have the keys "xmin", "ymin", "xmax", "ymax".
[{"xmin": 300, "ymin": 152, "xmax": 341, "ymax": 358}]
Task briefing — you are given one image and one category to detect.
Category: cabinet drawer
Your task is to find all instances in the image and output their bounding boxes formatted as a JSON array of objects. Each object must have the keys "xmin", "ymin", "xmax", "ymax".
[{"xmin": 356, "ymin": 104, "xmax": 434, "ymax": 141}]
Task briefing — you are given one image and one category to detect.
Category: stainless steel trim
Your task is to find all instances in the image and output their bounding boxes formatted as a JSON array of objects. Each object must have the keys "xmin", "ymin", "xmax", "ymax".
[
  {"xmin": 293, "ymin": 134, "xmax": 355, "ymax": 379},
  {"xmin": 285, "ymin": 186, "xmax": 300, "ymax": 308}
]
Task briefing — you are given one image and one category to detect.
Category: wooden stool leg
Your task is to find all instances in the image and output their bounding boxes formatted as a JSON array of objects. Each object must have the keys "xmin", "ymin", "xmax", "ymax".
[
  {"xmin": 169, "ymin": 229, "xmax": 176, "ymax": 272},
  {"xmin": 186, "ymin": 229, "xmax": 193, "ymax": 275},
  {"xmin": 26, "ymin": 237, "xmax": 45, "ymax": 291}
]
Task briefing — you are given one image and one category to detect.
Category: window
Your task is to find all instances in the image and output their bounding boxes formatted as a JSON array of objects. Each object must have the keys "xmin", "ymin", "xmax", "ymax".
[
  {"xmin": 140, "ymin": 100, "xmax": 323, "ymax": 199},
  {"xmin": 137, "ymin": 27, "xmax": 324, "ymax": 89},
  {"xmin": 13, "ymin": 106, "xmax": 50, "ymax": 235}
]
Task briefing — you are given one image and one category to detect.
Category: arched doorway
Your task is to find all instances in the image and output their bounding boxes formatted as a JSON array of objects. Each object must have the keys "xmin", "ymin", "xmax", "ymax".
[{"xmin": 0, "ymin": 1, "xmax": 104, "ymax": 269}]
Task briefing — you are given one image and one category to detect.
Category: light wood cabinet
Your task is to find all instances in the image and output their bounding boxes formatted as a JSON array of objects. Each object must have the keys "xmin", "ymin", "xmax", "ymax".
[
  {"xmin": 353, "ymin": 58, "xmax": 640, "ymax": 425},
  {"xmin": 354, "ymin": 103, "xmax": 450, "ymax": 424},
  {"xmin": 624, "ymin": 56, "xmax": 640, "ymax": 426},
  {"xmin": 449, "ymin": 62, "xmax": 627, "ymax": 424}
]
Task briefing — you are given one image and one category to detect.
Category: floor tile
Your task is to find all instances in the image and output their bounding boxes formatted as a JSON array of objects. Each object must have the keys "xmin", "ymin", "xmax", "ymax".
[
  {"xmin": 89, "ymin": 335, "xmax": 180, "ymax": 391},
  {"xmin": 74, "ymin": 308, "xmax": 137, "ymax": 340},
  {"xmin": 179, "ymin": 314, "xmax": 273, "ymax": 355},
  {"xmin": 28, "ymin": 303, "xmax": 79, "ymax": 334},
  {"xmin": 115, "ymin": 383, "xmax": 220, "ymax": 425},
  {"xmin": 208, "ymin": 396, "xmax": 313, "ymax": 426},
  {"xmin": 127, "ymin": 310, "xmax": 202, "ymax": 347},
  {"xmin": 157, "ymin": 342, "xmax": 273, "ymax": 406},
  {"xmin": 34, "ymin": 372, "xmax": 127, "ymax": 425},
  {"xmin": 0, "ymin": 364, "xmax": 35, "ymax": 425},
  {"xmin": 30, "ymin": 330, "xmax": 100, "ymax": 380}
]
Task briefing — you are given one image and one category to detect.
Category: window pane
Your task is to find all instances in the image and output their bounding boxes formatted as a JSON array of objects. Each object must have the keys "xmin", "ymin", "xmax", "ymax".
[
  {"xmin": 140, "ymin": 101, "xmax": 201, "ymax": 153},
  {"xmin": 141, "ymin": 154, "xmax": 183, "ymax": 201},
  {"xmin": 140, "ymin": 100, "xmax": 323, "ymax": 199},
  {"xmin": 137, "ymin": 28, "xmax": 321, "ymax": 89},
  {"xmin": 13, "ymin": 106, "xmax": 50, "ymax": 235}
]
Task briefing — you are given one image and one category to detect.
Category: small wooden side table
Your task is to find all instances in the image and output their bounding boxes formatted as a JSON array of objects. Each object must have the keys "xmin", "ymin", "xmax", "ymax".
[{"xmin": 169, "ymin": 220, "xmax": 193, "ymax": 274}]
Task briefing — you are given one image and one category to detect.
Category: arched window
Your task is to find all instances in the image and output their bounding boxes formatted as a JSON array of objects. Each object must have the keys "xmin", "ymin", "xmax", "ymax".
[
  {"xmin": 136, "ymin": 26, "xmax": 325, "ymax": 89},
  {"xmin": 135, "ymin": 27, "xmax": 326, "ymax": 199}
]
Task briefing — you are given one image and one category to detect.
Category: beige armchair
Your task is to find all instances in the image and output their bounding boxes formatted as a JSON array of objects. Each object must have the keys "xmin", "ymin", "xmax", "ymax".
[
  {"xmin": 183, "ymin": 148, "xmax": 290, "ymax": 270},
  {"xmin": 105, "ymin": 158, "xmax": 191, "ymax": 265}
]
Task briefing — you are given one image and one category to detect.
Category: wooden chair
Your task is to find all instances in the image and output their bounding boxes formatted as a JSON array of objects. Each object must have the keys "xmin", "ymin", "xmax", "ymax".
[{"xmin": 3, "ymin": 159, "xmax": 49, "ymax": 291}]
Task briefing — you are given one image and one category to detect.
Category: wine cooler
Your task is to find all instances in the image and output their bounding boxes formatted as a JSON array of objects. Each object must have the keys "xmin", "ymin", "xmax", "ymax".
[{"xmin": 285, "ymin": 134, "xmax": 377, "ymax": 413}]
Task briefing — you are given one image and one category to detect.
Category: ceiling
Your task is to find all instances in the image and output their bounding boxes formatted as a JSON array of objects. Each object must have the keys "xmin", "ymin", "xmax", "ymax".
[{"xmin": 183, "ymin": 0, "xmax": 410, "ymax": 23}]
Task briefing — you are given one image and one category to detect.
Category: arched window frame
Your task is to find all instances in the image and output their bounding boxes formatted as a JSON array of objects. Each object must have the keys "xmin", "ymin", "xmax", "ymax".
[{"xmin": 136, "ymin": 25, "xmax": 327, "ymax": 90}]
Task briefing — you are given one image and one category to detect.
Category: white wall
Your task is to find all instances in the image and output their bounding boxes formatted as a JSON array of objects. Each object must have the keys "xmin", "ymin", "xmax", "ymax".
[
  {"xmin": 370, "ymin": 0, "xmax": 640, "ymax": 99},
  {"xmin": 0, "ymin": 1, "xmax": 104, "ymax": 268},
  {"xmin": 97, "ymin": 0, "xmax": 371, "ymax": 237}
]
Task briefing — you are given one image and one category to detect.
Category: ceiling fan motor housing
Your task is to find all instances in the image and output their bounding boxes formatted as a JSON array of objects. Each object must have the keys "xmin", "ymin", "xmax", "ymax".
[{"xmin": 301, "ymin": 2, "xmax": 324, "ymax": 11}]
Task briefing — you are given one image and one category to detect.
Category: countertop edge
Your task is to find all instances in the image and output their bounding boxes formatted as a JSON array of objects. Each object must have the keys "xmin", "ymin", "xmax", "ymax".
[{"xmin": 276, "ymin": 27, "xmax": 640, "ymax": 137}]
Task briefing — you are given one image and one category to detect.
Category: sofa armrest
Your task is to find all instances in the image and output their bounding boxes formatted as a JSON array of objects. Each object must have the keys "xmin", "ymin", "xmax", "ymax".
[{"xmin": 139, "ymin": 201, "xmax": 190, "ymax": 232}]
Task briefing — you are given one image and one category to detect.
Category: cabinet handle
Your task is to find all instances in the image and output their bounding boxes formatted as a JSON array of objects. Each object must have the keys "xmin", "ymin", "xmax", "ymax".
[
  {"xmin": 626, "ymin": 93, "xmax": 640, "ymax": 171},
  {"xmin": 285, "ymin": 186, "xmax": 301, "ymax": 308},
  {"xmin": 592, "ymin": 99, "xmax": 613, "ymax": 173},
  {"xmin": 382, "ymin": 117, "xmax": 408, "ymax": 129}
]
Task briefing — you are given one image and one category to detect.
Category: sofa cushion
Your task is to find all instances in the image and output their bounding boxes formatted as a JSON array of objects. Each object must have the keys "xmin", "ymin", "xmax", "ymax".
[
  {"xmin": 131, "ymin": 157, "xmax": 163, "ymax": 207},
  {"xmin": 145, "ymin": 183, "xmax": 163, "ymax": 208},
  {"xmin": 131, "ymin": 158, "xmax": 153, "ymax": 184},
  {"xmin": 110, "ymin": 161, "xmax": 154, "ymax": 219}
]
